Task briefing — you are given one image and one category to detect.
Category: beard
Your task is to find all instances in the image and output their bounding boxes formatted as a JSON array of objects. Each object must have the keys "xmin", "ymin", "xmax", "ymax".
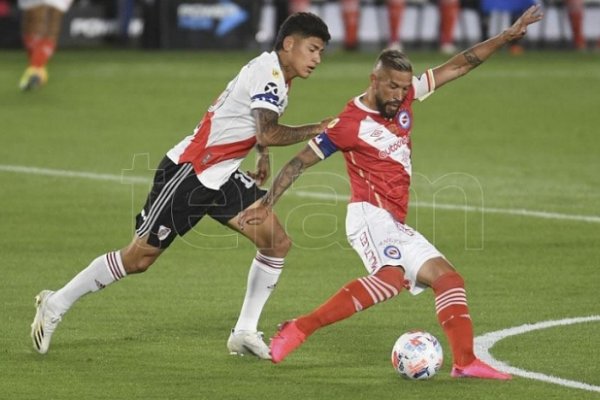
[{"xmin": 375, "ymin": 95, "xmax": 400, "ymax": 119}]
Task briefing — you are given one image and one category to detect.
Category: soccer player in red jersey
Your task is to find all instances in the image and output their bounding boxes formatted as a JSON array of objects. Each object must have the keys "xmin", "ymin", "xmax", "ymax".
[
  {"xmin": 239, "ymin": 5, "xmax": 543, "ymax": 379},
  {"xmin": 30, "ymin": 12, "xmax": 331, "ymax": 359}
]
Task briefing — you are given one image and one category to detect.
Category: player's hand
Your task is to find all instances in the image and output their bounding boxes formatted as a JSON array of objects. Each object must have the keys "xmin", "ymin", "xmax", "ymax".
[
  {"xmin": 503, "ymin": 5, "xmax": 543, "ymax": 42},
  {"xmin": 246, "ymin": 153, "xmax": 270, "ymax": 186},
  {"xmin": 238, "ymin": 204, "xmax": 270, "ymax": 229}
]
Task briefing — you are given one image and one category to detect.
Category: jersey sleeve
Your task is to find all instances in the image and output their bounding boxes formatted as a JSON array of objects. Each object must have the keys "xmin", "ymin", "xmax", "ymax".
[
  {"xmin": 308, "ymin": 107, "xmax": 360, "ymax": 158},
  {"xmin": 412, "ymin": 69, "xmax": 436, "ymax": 102},
  {"xmin": 248, "ymin": 61, "xmax": 286, "ymax": 114}
]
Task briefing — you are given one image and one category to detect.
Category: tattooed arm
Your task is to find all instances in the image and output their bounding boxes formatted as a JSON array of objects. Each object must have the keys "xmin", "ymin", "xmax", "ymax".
[
  {"xmin": 237, "ymin": 144, "xmax": 323, "ymax": 227},
  {"xmin": 252, "ymin": 108, "xmax": 332, "ymax": 147},
  {"xmin": 432, "ymin": 5, "xmax": 543, "ymax": 89}
]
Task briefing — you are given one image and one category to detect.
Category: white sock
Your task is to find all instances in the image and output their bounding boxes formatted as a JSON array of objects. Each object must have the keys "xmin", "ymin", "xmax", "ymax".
[
  {"xmin": 49, "ymin": 251, "xmax": 127, "ymax": 315},
  {"xmin": 233, "ymin": 252, "xmax": 283, "ymax": 332}
]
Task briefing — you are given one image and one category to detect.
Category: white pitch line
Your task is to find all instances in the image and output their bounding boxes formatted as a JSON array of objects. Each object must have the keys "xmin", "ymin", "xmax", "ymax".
[
  {"xmin": 2, "ymin": 164, "xmax": 600, "ymax": 224},
  {"xmin": 0, "ymin": 164, "xmax": 149, "ymax": 184},
  {"xmin": 291, "ymin": 192, "xmax": 600, "ymax": 224},
  {"xmin": 475, "ymin": 315, "xmax": 600, "ymax": 393}
]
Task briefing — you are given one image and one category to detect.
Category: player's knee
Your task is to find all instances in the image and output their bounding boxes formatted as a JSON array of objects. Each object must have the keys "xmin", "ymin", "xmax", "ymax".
[
  {"xmin": 121, "ymin": 250, "xmax": 159, "ymax": 274},
  {"xmin": 431, "ymin": 270, "xmax": 464, "ymax": 294},
  {"xmin": 274, "ymin": 232, "xmax": 292, "ymax": 255},
  {"xmin": 375, "ymin": 266, "xmax": 406, "ymax": 292},
  {"xmin": 258, "ymin": 229, "xmax": 291, "ymax": 256}
]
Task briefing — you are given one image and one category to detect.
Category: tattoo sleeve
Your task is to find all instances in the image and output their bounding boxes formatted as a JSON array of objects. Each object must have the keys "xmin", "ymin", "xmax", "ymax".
[
  {"xmin": 462, "ymin": 49, "xmax": 483, "ymax": 69},
  {"xmin": 253, "ymin": 108, "xmax": 322, "ymax": 146},
  {"xmin": 261, "ymin": 146, "xmax": 322, "ymax": 208}
]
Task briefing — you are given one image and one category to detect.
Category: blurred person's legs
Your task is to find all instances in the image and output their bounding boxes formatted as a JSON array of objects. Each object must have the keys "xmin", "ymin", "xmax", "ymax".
[
  {"xmin": 439, "ymin": 0, "xmax": 460, "ymax": 53},
  {"xmin": 566, "ymin": 0, "xmax": 585, "ymax": 50},
  {"xmin": 117, "ymin": 0, "xmax": 135, "ymax": 45},
  {"xmin": 341, "ymin": 0, "xmax": 360, "ymax": 50},
  {"xmin": 18, "ymin": 0, "xmax": 73, "ymax": 91},
  {"xmin": 386, "ymin": 0, "xmax": 405, "ymax": 49},
  {"xmin": 289, "ymin": 0, "xmax": 311, "ymax": 13},
  {"xmin": 341, "ymin": 0, "xmax": 405, "ymax": 50}
]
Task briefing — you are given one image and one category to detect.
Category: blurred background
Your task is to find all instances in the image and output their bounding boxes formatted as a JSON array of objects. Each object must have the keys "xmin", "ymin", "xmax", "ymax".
[{"xmin": 1, "ymin": 0, "xmax": 599, "ymax": 53}]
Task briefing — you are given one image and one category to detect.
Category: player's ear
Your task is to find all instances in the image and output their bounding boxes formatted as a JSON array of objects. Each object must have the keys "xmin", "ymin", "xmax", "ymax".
[
  {"xmin": 369, "ymin": 72, "xmax": 378, "ymax": 88},
  {"xmin": 282, "ymin": 35, "xmax": 295, "ymax": 52}
]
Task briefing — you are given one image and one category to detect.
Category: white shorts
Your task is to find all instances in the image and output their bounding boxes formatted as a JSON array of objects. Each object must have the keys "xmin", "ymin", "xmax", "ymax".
[
  {"xmin": 18, "ymin": 0, "xmax": 73, "ymax": 12},
  {"xmin": 346, "ymin": 202, "xmax": 444, "ymax": 295}
]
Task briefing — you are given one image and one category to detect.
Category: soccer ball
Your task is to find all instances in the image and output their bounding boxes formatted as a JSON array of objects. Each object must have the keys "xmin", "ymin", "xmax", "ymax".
[{"xmin": 391, "ymin": 331, "xmax": 443, "ymax": 380}]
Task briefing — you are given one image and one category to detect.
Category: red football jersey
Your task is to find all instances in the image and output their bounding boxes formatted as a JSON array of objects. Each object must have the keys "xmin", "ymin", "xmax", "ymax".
[{"xmin": 309, "ymin": 70, "xmax": 435, "ymax": 223}]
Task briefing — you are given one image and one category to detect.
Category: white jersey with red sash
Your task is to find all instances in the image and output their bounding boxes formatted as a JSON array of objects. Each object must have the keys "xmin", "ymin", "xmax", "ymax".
[{"xmin": 167, "ymin": 51, "xmax": 289, "ymax": 189}]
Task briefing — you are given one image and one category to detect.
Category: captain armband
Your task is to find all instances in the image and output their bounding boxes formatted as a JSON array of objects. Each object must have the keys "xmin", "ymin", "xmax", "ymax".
[{"xmin": 308, "ymin": 133, "xmax": 338, "ymax": 160}]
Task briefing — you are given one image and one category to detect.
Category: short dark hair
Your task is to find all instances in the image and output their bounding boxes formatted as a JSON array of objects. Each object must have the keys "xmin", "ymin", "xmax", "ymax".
[
  {"xmin": 375, "ymin": 49, "xmax": 413, "ymax": 72},
  {"xmin": 274, "ymin": 12, "xmax": 331, "ymax": 51}
]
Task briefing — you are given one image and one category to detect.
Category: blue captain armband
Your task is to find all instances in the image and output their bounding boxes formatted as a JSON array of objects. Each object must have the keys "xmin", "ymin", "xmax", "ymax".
[{"xmin": 308, "ymin": 133, "xmax": 338, "ymax": 160}]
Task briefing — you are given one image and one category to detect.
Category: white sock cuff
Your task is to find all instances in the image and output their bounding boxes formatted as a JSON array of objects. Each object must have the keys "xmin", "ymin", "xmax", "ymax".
[
  {"xmin": 254, "ymin": 252, "xmax": 284, "ymax": 275},
  {"xmin": 105, "ymin": 251, "xmax": 127, "ymax": 281}
]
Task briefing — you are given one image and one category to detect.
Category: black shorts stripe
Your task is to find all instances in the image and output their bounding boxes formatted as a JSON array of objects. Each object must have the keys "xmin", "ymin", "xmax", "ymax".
[
  {"xmin": 136, "ymin": 163, "xmax": 193, "ymax": 237},
  {"xmin": 135, "ymin": 157, "xmax": 266, "ymax": 249}
]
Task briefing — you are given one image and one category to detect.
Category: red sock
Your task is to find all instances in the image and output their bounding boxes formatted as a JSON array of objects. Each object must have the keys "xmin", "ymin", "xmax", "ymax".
[
  {"xmin": 295, "ymin": 267, "xmax": 405, "ymax": 336},
  {"xmin": 23, "ymin": 34, "xmax": 40, "ymax": 63},
  {"xmin": 341, "ymin": 0, "xmax": 360, "ymax": 48},
  {"xmin": 567, "ymin": 0, "xmax": 585, "ymax": 49},
  {"xmin": 439, "ymin": 0, "xmax": 459, "ymax": 46},
  {"xmin": 386, "ymin": 0, "xmax": 405, "ymax": 44},
  {"xmin": 31, "ymin": 37, "xmax": 56, "ymax": 68},
  {"xmin": 289, "ymin": 0, "xmax": 311, "ymax": 13},
  {"xmin": 431, "ymin": 271, "xmax": 475, "ymax": 367}
]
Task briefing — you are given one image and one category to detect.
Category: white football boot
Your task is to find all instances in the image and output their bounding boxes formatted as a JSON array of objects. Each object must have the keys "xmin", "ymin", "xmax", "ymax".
[
  {"xmin": 227, "ymin": 329, "xmax": 271, "ymax": 360},
  {"xmin": 30, "ymin": 290, "xmax": 62, "ymax": 354}
]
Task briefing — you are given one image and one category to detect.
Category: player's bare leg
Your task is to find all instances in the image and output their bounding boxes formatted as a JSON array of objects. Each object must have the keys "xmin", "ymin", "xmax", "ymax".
[
  {"xmin": 417, "ymin": 257, "xmax": 511, "ymax": 380},
  {"xmin": 225, "ymin": 201, "xmax": 292, "ymax": 359},
  {"xmin": 439, "ymin": 0, "xmax": 459, "ymax": 54},
  {"xmin": 20, "ymin": 5, "xmax": 64, "ymax": 91},
  {"xmin": 31, "ymin": 235, "xmax": 161, "ymax": 354}
]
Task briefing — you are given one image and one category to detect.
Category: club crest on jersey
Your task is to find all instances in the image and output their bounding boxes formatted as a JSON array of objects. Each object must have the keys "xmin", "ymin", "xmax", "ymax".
[
  {"xmin": 383, "ymin": 245, "xmax": 401, "ymax": 259},
  {"xmin": 397, "ymin": 110, "xmax": 411, "ymax": 130}
]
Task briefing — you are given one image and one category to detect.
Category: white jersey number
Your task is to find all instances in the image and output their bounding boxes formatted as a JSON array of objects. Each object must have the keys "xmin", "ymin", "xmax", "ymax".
[{"xmin": 233, "ymin": 171, "xmax": 255, "ymax": 189}]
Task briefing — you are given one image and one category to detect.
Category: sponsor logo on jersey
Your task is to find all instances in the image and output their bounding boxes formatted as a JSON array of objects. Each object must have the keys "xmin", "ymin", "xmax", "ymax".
[
  {"xmin": 383, "ymin": 245, "xmax": 402, "ymax": 259},
  {"xmin": 272, "ymin": 68, "xmax": 280, "ymax": 78},
  {"xmin": 378, "ymin": 136, "xmax": 410, "ymax": 159},
  {"xmin": 397, "ymin": 110, "xmax": 411, "ymax": 130},
  {"xmin": 158, "ymin": 225, "xmax": 172, "ymax": 241},
  {"xmin": 359, "ymin": 231, "xmax": 379, "ymax": 271}
]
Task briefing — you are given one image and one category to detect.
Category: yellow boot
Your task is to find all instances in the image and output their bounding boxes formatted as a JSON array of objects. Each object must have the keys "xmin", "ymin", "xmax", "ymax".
[{"xmin": 19, "ymin": 66, "xmax": 48, "ymax": 91}]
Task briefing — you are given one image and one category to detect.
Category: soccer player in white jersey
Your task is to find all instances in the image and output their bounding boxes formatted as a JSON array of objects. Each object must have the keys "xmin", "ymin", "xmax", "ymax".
[
  {"xmin": 239, "ymin": 6, "xmax": 542, "ymax": 378},
  {"xmin": 18, "ymin": 0, "xmax": 74, "ymax": 90},
  {"xmin": 30, "ymin": 12, "xmax": 332, "ymax": 359}
]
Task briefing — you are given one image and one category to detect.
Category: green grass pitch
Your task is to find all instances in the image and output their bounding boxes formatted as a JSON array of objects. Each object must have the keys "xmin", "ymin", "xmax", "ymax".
[{"xmin": 0, "ymin": 48, "xmax": 599, "ymax": 400}]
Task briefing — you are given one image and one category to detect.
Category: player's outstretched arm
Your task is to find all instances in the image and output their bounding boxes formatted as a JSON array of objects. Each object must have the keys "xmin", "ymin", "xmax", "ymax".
[
  {"xmin": 253, "ymin": 108, "xmax": 332, "ymax": 147},
  {"xmin": 238, "ymin": 144, "xmax": 323, "ymax": 227},
  {"xmin": 432, "ymin": 5, "xmax": 543, "ymax": 89}
]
